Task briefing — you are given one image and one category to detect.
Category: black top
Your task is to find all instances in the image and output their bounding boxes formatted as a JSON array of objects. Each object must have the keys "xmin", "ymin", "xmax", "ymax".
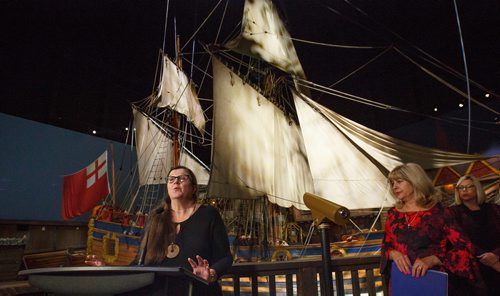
[
  {"xmin": 131, "ymin": 205, "xmax": 232, "ymax": 296},
  {"xmin": 449, "ymin": 203, "xmax": 500, "ymax": 296},
  {"xmin": 449, "ymin": 203, "xmax": 500, "ymax": 257},
  {"xmin": 160, "ymin": 204, "xmax": 233, "ymax": 277}
]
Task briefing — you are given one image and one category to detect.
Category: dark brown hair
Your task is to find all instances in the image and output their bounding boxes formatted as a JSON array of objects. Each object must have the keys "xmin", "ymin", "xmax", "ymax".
[{"xmin": 142, "ymin": 166, "xmax": 198, "ymax": 264}]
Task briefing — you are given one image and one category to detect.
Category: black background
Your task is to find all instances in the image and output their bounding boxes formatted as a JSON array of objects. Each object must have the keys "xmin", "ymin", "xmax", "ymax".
[{"xmin": 2, "ymin": 0, "xmax": 499, "ymax": 154}]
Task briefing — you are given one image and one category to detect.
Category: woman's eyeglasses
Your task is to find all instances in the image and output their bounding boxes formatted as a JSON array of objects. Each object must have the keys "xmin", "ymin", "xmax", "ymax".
[
  {"xmin": 456, "ymin": 185, "xmax": 475, "ymax": 191},
  {"xmin": 167, "ymin": 175, "xmax": 190, "ymax": 184}
]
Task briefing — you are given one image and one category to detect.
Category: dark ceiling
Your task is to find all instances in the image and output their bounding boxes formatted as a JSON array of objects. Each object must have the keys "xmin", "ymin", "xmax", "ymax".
[{"xmin": 2, "ymin": 0, "xmax": 499, "ymax": 154}]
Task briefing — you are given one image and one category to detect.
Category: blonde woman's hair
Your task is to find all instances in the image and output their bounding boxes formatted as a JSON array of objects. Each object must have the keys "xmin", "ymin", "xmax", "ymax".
[
  {"xmin": 454, "ymin": 175, "xmax": 485, "ymax": 205},
  {"xmin": 388, "ymin": 163, "xmax": 441, "ymax": 209}
]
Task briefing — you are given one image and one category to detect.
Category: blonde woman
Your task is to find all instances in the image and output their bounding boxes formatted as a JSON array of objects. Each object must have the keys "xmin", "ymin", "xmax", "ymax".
[
  {"xmin": 380, "ymin": 163, "xmax": 485, "ymax": 295},
  {"xmin": 449, "ymin": 175, "xmax": 500, "ymax": 295}
]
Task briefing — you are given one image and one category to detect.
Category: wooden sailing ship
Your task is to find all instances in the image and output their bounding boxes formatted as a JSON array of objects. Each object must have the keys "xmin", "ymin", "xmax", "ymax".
[{"xmin": 85, "ymin": 0, "xmax": 497, "ymax": 266}]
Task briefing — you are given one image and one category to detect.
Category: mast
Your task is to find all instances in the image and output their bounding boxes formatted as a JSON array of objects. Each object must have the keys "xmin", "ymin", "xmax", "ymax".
[{"xmin": 172, "ymin": 34, "xmax": 182, "ymax": 167}]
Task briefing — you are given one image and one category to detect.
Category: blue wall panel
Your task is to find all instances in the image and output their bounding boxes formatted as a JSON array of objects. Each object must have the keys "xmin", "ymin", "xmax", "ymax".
[{"xmin": 0, "ymin": 113, "xmax": 136, "ymax": 221}]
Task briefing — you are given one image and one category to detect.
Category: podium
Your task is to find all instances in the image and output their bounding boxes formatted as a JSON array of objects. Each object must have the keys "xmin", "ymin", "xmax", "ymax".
[{"xmin": 18, "ymin": 266, "xmax": 208, "ymax": 296}]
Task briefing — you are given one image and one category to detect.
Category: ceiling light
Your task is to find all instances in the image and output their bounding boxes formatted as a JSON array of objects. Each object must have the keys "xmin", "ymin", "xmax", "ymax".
[
  {"xmin": 485, "ymin": 93, "xmax": 490, "ymax": 98},
  {"xmin": 433, "ymin": 107, "xmax": 438, "ymax": 112}
]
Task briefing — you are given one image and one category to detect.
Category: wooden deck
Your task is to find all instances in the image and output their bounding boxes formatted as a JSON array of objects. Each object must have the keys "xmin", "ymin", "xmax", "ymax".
[{"xmin": 222, "ymin": 255, "xmax": 386, "ymax": 296}]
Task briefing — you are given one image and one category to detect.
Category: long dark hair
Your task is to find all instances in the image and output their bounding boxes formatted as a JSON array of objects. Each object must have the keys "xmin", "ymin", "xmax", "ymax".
[{"xmin": 142, "ymin": 166, "xmax": 198, "ymax": 264}]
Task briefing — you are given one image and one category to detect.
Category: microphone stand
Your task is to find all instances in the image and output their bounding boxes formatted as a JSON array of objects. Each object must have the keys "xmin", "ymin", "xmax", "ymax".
[{"xmin": 137, "ymin": 230, "xmax": 149, "ymax": 266}]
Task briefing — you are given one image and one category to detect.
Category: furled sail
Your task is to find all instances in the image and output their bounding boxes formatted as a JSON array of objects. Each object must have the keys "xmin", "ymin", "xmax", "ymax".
[
  {"xmin": 294, "ymin": 93, "xmax": 487, "ymax": 209},
  {"xmin": 225, "ymin": 0, "xmax": 306, "ymax": 80},
  {"xmin": 156, "ymin": 56, "xmax": 206, "ymax": 134},
  {"xmin": 207, "ymin": 57, "xmax": 313, "ymax": 210},
  {"xmin": 133, "ymin": 107, "xmax": 209, "ymax": 186},
  {"xmin": 304, "ymin": 95, "xmax": 486, "ymax": 169}
]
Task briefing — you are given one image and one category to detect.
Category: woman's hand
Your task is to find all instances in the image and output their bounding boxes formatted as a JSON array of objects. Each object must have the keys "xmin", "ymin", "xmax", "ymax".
[
  {"xmin": 477, "ymin": 252, "xmax": 499, "ymax": 268},
  {"xmin": 389, "ymin": 250, "xmax": 411, "ymax": 274},
  {"xmin": 491, "ymin": 261, "xmax": 500, "ymax": 272},
  {"xmin": 188, "ymin": 255, "xmax": 218, "ymax": 283},
  {"xmin": 412, "ymin": 256, "xmax": 440, "ymax": 278},
  {"xmin": 84, "ymin": 254, "xmax": 105, "ymax": 266}
]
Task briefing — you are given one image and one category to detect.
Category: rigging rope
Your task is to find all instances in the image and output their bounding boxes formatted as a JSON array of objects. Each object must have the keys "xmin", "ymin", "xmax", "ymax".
[
  {"xmin": 161, "ymin": 0, "xmax": 170, "ymax": 54},
  {"xmin": 299, "ymin": 222, "xmax": 316, "ymax": 258},
  {"xmin": 296, "ymin": 78, "xmax": 399, "ymax": 110},
  {"xmin": 290, "ymin": 36, "xmax": 386, "ymax": 49},
  {"xmin": 333, "ymin": 0, "xmax": 498, "ymax": 134},
  {"xmin": 295, "ymin": 72, "xmax": 499, "ymax": 132},
  {"xmin": 328, "ymin": 46, "xmax": 393, "ymax": 88},
  {"xmin": 198, "ymin": 0, "xmax": 230, "ymax": 93},
  {"xmin": 181, "ymin": 0, "xmax": 224, "ymax": 52},
  {"xmin": 452, "ymin": 0, "xmax": 472, "ymax": 153},
  {"xmin": 394, "ymin": 48, "xmax": 499, "ymax": 116}
]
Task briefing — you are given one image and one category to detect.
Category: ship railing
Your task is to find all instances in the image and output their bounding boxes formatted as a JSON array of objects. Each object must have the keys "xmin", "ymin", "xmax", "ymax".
[{"xmin": 221, "ymin": 255, "xmax": 386, "ymax": 296}]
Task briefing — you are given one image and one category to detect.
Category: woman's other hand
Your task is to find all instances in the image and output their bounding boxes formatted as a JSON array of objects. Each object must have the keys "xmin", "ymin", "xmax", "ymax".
[
  {"xmin": 84, "ymin": 254, "xmax": 105, "ymax": 266},
  {"xmin": 477, "ymin": 252, "xmax": 499, "ymax": 268},
  {"xmin": 491, "ymin": 261, "xmax": 500, "ymax": 272},
  {"xmin": 188, "ymin": 255, "xmax": 218, "ymax": 282},
  {"xmin": 412, "ymin": 256, "xmax": 441, "ymax": 278},
  {"xmin": 389, "ymin": 250, "xmax": 411, "ymax": 274}
]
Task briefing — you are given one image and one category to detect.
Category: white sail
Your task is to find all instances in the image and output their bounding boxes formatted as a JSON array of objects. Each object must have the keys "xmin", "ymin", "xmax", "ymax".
[
  {"xmin": 157, "ymin": 56, "xmax": 206, "ymax": 134},
  {"xmin": 133, "ymin": 107, "xmax": 209, "ymax": 186},
  {"xmin": 294, "ymin": 93, "xmax": 487, "ymax": 209},
  {"xmin": 179, "ymin": 151, "xmax": 210, "ymax": 186},
  {"xmin": 293, "ymin": 93, "xmax": 392, "ymax": 209},
  {"xmin": 207, "ymin": 58, "xmax": 313, "ymax": 210},
  {"xmin": 225, "ymin": 0, "xmax": 306, "ymax": 79},
  {"xmin": 133, "ymin": 108, "xmax": 173, "ymax": 185}
]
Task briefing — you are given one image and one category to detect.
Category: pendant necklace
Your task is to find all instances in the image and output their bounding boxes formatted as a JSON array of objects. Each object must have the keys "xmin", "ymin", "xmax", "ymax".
[
  {"xmin": 166, "ymin": 240, "xmax": 180, "ymax": 259},
  {"xmin": 166, "ymin": 204, "xmax": 196, "ymax": 259},
  {"xmin": 404, "ymin": 211, "xmax": 421, "ymax": 228}
]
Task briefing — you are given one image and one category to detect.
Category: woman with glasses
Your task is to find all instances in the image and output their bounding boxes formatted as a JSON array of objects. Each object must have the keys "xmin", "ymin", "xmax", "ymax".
[
  {"xmin": 141, "ymin": 165, "xmax": 233, "ymax": 295},
  {"xmin": 380, "ymin": 163, "xmax": 486, "ymax": 295},
  {"xmin": 449, "ymin": 175, "xmax": 500, "ymax": 295},
  {"xmin": 87, "ymin": 165, "xmax": 232, "ymax": 296}
]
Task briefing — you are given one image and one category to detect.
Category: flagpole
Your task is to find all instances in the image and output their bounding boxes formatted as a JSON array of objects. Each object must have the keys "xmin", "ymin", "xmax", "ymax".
[{"xmin": 110, "ymin": 143, "xmax": 116, "ymax": 207}]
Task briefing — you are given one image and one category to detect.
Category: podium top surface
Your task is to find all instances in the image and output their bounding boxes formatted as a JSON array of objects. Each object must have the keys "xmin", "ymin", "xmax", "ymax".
[
  {"xmin": 19, "ymin": 266, "xmax": 207, "ymax": 284},
  {"xmin": 18, "ymin": 266, "xmax": 209, "ymax": 295}
]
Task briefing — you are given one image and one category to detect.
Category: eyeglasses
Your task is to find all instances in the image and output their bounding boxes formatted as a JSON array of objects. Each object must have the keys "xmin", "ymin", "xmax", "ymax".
[
  {"xmin": 456, "ymin": 185, "xmax": 475, "ymax": 191},
  {"xmin": 167, "ymin": 175, "xmax": 190, "ymax": 184}
]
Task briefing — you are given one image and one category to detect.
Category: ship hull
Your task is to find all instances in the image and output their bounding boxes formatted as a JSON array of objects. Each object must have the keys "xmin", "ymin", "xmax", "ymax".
[{"xmin": 87, "ymin": 218, "xmax": 143, "ymax": 266}]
